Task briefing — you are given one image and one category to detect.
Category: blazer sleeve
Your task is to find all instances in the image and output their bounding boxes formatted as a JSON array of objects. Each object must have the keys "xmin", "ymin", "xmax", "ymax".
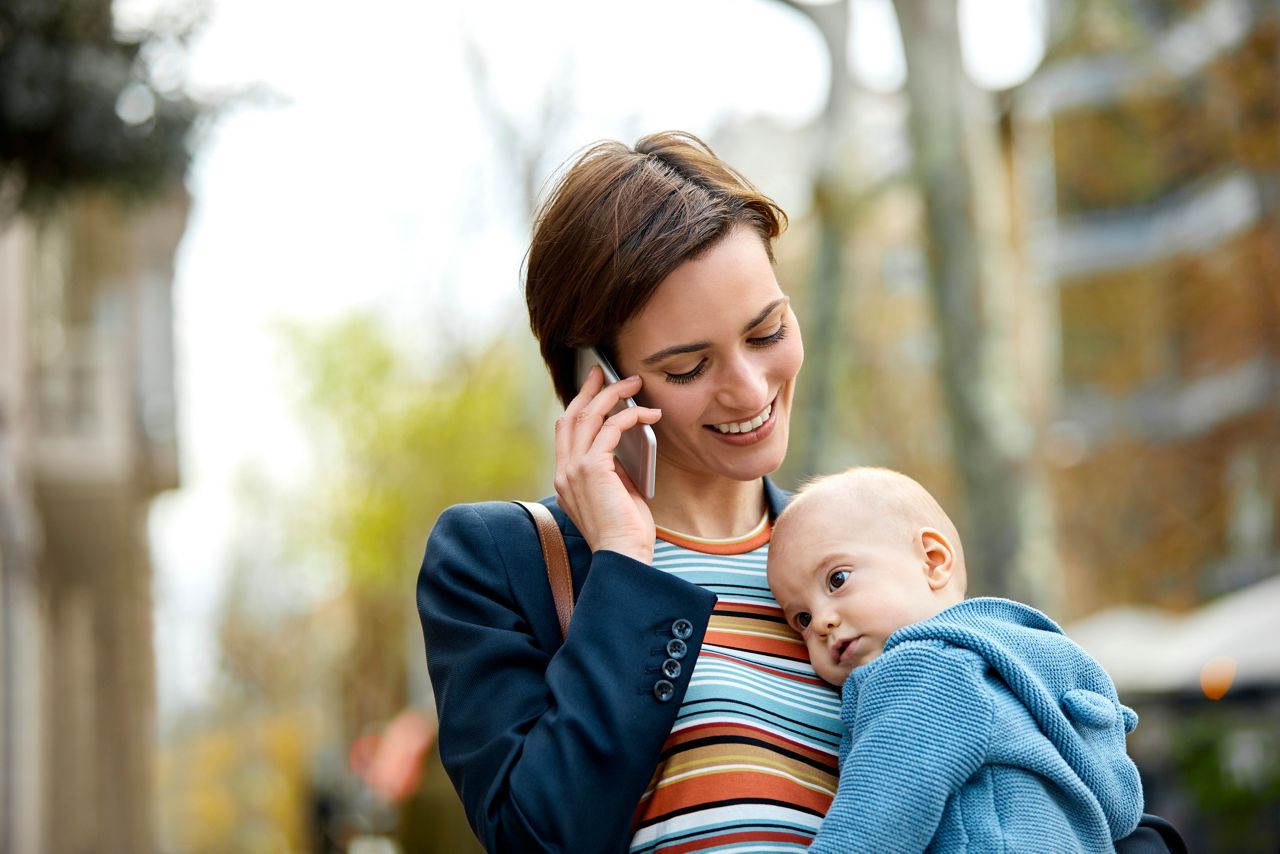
[
  {"xmin": 809, "ymin": 643, "xmax": 994, "ymax": 854},
  {"xmin": 418, "ymin": 502, "xmax": 717, "ymax": 853}
]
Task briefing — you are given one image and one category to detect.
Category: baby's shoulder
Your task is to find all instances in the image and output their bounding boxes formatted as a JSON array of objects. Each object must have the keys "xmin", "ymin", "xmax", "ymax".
[
  {"xmin": 853, "ymin": 640, "xmax": 991, "ymax": 708},
  {"xmin": 876, "ymin": 637, "xmax": 987, "ymax": 677}
]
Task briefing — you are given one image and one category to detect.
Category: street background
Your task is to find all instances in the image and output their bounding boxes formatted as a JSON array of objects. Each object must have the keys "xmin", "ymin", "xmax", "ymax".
[{"xmin": 1, "ymin": 0, "xmax": 1277, "ymax": 851}]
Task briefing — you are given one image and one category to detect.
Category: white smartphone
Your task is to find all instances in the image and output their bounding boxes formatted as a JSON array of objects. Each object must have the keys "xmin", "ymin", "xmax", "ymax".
[{"xmin": 575, "ymin": 347, "xmax": 658, "ymax": 500}]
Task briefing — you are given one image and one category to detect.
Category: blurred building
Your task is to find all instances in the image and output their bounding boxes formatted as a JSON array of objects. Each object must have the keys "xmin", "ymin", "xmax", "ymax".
[
  {"xmin": 1015, "ymin": 0, "xmax": 1280, "ymax": 614},
  {"xmin": 721, "ymin": 0, "xmax": 1279, "ymax": 622},
  {"xmin": 1067, "ymin": 570, "xmax": 1280, "ymax": 849},
  {"xmin": 0, "ymin": 188, "xmax": 188, "ymax": 853},
  {"xmin": 1010, "ymin": 3, "xmax": 1280, "ymax": 844},
  {"xmin": 719, "ymin": 0, "xmax": 1280, "ymax": 830}
]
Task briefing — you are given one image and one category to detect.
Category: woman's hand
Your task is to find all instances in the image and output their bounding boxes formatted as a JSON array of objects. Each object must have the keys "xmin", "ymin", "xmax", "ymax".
[{"xmin": 554, "ymin": 366, "xmax": 662, "ymax": 564}]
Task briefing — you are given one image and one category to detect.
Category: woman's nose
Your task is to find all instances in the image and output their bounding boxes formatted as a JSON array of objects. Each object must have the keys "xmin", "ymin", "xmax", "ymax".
[{"xmin": 715, "ymin": 350, "xmax": 771, "ymax": 414}]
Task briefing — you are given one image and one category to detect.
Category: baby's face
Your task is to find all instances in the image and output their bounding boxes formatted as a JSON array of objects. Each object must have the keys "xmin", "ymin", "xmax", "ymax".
[{"xmin": 768, "ymin": 500, "xmax": 947, "ymax": 686}]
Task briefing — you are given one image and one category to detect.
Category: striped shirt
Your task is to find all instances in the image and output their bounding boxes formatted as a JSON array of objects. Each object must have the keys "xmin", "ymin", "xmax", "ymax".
[{"xmin": 629, "ymin": 515, "xmax": 843, "ymax": 853}]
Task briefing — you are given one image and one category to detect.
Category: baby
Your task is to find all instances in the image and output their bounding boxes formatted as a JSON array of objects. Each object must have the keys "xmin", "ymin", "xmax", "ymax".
[{"xmin": 767, "ymin": 467, "xmax": 1143, "ymax": 853}]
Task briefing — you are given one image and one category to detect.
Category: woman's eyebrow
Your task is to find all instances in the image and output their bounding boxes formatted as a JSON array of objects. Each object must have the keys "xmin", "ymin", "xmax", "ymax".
[
  {"xmin": 640, "ymin": 297, "xmax": 790, "ymax": 366},
  {"xmin": 740, "ymin": 297, "xmax": 788, "ymax": 334}
]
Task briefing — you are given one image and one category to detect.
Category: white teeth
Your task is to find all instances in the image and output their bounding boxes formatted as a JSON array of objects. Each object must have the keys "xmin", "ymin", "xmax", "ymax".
[{"xmin": 714, "ymin": 403, "xmax": 772, "ymax": 434}]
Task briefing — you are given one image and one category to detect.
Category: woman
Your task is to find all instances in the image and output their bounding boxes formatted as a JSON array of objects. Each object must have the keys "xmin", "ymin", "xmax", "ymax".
[
  {"xmin": 420, "ymin": 131, "xmax": 840, "ymax": 852},
  {"xmin": 416, "ymin": 132, "xmax": 1179, "ymax": 854}
]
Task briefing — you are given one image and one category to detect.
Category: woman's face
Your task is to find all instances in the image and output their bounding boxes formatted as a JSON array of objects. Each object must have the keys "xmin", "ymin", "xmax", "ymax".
[{"xmin": 612, "ymin": 224, "xmax": 804, "ymax": 485}]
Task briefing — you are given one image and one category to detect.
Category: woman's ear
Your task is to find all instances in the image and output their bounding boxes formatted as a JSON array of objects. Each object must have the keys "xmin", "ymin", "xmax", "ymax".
[{"xmin": 917, "ymin": 527, "xmax": 956, "ymax": 591}]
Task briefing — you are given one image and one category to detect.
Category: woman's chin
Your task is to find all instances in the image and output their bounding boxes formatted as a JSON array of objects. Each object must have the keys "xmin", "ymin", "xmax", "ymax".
[
  {"xmin": 656, "ymin": 411, "xmax": 792, "ymax": 485},
  {"xmin": 712, "ymin": 428, "xmax": 790, "ymax": 482}
]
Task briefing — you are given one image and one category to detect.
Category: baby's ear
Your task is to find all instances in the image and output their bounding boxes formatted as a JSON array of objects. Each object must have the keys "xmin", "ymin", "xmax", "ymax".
[{"xmin": 918, "ymin": 527, "xmax": 956, "ymax": 590}]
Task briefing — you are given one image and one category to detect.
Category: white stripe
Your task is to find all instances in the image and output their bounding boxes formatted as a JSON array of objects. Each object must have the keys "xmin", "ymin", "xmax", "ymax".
[
  {"xmin": 629, "ymin": 804, "xmax": 822, "ymax": 849},
  {"xmin": 700, "ymin": 644, "xmax": 817, "ymax": 674},
  {"xmin": 690, "ymin": 662, "xmax": 838, "ymax": 708},
  {"xmin": 706, "ymin": 627, "xmax": 793, "ymax": 641},
  {"xmin": 712, "ymin": 595, "xmax": 777, "ymax": 605},
  {"xmin": 686, "ymin": 677, "xmax": 844, "ymax": 720},
  {"xmin": 653, "ymin": 564, "xmax": 768, "ymax": 577},
  {"xmin": 667, "ymin": 714, "xmax": 838, "ymax": 754}
]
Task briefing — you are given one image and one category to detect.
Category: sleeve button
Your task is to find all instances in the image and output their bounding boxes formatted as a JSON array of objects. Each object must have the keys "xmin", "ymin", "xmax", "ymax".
[
  {"xmin": 665, "ymin": 638, "xmax": 687, "ymax": 660},
  {"xmin": 661, "ymin": 658, "xmax": 682, "ymax": 679},
  {"xmin": 671, "ymin": 619, "xmax": 693, "ymax": 640},
  {"xmin": 653, "ymin": 679, "xmax": 675, "ymax": 702}
]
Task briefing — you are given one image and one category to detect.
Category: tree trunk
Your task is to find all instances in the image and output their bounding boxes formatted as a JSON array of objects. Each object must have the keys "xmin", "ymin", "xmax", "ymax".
[
  {"xmin": 892, "ymin": 0, "xmax": 1032, "ymax": 600},
  {"xmin": 773, "ymin": 0, "xmax": 852, "ymax": 479}
]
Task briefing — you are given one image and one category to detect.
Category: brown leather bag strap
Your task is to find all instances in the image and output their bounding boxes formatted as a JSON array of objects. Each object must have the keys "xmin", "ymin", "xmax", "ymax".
[{"xmin": 514, "ymin": 500, "xmax": 574, "ymax": 641}]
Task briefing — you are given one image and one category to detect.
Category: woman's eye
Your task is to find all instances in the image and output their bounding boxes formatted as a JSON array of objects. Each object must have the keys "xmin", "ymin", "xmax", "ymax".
[
  {"xmin": 748, "ymin": 320, "xmax": 787, "ymax": 347},
  {"xmin": 795, "ymin": 612, "xmax": 811, "ymax": 630},
  {"xmin": 664, "ymin": 360, "xmax": 707, "ymax": 384},
  {"xmin": 827, "ymin": 570, "xmax": 849, "ymax": 592}
]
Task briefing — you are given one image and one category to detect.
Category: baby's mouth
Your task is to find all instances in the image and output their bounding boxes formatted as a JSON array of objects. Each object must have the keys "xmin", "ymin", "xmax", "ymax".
[{"xmin": 833, "ymin": 637, "xmax": 857, "ymax": 664}]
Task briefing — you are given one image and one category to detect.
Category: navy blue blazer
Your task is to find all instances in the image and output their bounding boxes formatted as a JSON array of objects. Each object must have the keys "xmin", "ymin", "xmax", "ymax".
[
  {"xmin": 417, "ymin": 478, "xmax": 1180, "ymax": 854},
  {"xmin": 416, "ymin": 479, "xmax": 790, "ymax": 853}
]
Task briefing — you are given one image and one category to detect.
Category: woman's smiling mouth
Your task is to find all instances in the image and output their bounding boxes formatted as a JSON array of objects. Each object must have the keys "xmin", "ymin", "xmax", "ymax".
[
  {"xmin": 704, "ymin": 398, "xmax": 779, "ymax": 445},
  {"xmin": 711, "ymin": 402, "xmax": 772, "ymax": 434}
]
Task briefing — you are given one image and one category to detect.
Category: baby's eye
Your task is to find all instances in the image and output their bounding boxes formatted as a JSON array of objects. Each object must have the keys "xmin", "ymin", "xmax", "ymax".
[
  {"xmin": 827, "ymin": 570, "xmax": 849, "ymax": 592},
  {"xmin": 795, "ymin": 612, "xmax": 811, "ymax": 630}
]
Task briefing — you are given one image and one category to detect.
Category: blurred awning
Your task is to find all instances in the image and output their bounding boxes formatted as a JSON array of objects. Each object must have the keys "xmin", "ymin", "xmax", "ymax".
[{"xmin": 1066, "ymin": 574, "xmax": 1280, "ymax": 698}]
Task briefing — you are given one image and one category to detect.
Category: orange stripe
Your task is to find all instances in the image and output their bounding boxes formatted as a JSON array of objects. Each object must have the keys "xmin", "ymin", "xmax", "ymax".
[
  {"xmin": 655, "ymin": 525, "xmax": 772, "ymax": 554},
  {"xmin": 711, "ymin": 615, "xmax": 796, "ymax": 638},
  {"xmin": 713, "ymin": 600, "xmax": 789, "ymax": 618},
  {"xmin": 663, "ymin": 829, "xmax": 815, "ymax": 853},
  {"xmin": 664, "ymin": 721, "xmax": 839, "ymax": 767},
  {"xmin": 655, "ymin": 747, "xmax": 834, "ymax": 793},
  {"xmin": 640, "ymin": 770, "xmax": 834, "ymax": 819},
  {"xmin": 703, "ymin": 631, "xmax": 809, "ymax": 660}
]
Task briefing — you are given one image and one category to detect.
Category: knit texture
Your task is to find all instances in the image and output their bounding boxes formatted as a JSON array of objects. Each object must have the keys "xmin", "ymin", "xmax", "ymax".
[{"xmin": 810, "ymin": 598, "xmax": 1143, "ymax": 854}]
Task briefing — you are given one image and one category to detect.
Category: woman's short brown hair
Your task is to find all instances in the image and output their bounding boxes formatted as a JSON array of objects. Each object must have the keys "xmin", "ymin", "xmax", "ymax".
[{"xmin": 525, "ymin": 130, "xmax": 788, "ymax": 405}]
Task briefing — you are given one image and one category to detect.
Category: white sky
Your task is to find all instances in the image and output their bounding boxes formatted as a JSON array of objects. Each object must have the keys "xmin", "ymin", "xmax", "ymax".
[{"xmin": 126, "ymin": 0, "xmax": 1046, "ymax": 719}]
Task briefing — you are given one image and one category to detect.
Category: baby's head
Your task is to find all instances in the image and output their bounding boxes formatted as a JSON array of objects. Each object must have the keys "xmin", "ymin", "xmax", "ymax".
[{"xmin": 768, "ymin": 467, "xmax": 967, "ymax": 686}]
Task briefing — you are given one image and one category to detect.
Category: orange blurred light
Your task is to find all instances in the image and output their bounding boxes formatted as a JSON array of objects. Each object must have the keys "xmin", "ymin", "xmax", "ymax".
[{"xmin": 1200, "ymin": 655, "xmax": 1237, "ymax": 700}]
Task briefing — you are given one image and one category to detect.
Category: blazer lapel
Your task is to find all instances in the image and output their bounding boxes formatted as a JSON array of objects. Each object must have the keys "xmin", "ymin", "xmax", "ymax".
[{"xmin": 763, "ymin": 475, "xmax": 792, "ymax": 520}]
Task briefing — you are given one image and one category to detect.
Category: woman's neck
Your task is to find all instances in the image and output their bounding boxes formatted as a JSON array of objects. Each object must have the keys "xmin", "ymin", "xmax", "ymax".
[{"xmin": 647, "ymin": 464, "xmax": 768, "ymax": 539}]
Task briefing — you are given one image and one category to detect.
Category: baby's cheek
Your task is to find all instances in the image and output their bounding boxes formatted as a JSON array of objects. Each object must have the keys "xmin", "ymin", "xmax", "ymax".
[{"xmin": 805, "ymin": 636, "xmax": 826, "ymax": 667}]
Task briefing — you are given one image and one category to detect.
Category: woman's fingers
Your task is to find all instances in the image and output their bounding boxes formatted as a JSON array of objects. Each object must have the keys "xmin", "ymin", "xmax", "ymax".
[
  {"xmin": 560, "ymin": 364, "xmax": 605, "ymax": 427},
  {"xmin": 555, "ymin": 365, "xmax": 604, "ymax": 474},
  {"xmin": 613, "ymin": 461, "xmax": 641, "ymax": 499},
  {"xmin": 567, "ymin": 374, "xmax": 644, "ymax": 456},
  {"xmin": 588, "ymin": 405, "xmax": 662, "ymax": 459},
  {"xmin": 554, "ymin": 371, "xmax": 656, "ymax": 536},
  {"xmin": 552, "ymin": 386, "xmax": 659, "ymax": 563}
]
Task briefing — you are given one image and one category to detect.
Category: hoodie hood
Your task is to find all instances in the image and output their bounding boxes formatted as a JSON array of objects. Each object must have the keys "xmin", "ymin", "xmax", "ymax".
[{"xmin": 887, "ymin": 597, "xmax": 1143, "ymax": 839}]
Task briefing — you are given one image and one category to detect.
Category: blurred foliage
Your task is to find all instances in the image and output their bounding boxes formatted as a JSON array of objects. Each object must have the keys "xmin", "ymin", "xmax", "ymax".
[
  {"xmin": 0, "ymin": 0, "xmax": 202, "ymax": 213},
  {"xmin": 279, "ymin": 315, "xmax": 546, "ymax": 845},
  {"xmin": 280, "ymin": 313, "xmax": 547, "ymax": 595},
  {"xmin": 159, "ymin": 707, "xmax": 315, "ymax": 854},
  {"xmin": 162, "ymin": 319, "xmax": 546, "ymax": 851},
  {"xmin": 1171, "ymin": 707, "xmax": 1280, "ymax": 851}
]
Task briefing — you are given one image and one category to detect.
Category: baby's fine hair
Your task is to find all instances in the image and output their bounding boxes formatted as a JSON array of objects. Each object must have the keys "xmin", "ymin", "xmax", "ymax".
[{"xmin": 780, "ymin": 466, "xmax": 966, "ymax": 570}]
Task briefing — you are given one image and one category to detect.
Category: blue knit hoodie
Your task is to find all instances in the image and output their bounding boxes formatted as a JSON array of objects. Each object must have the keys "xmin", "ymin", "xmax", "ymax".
[{"xmin": 810, "ymin": 598, "xmax": 1143, "ymax": 853}]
